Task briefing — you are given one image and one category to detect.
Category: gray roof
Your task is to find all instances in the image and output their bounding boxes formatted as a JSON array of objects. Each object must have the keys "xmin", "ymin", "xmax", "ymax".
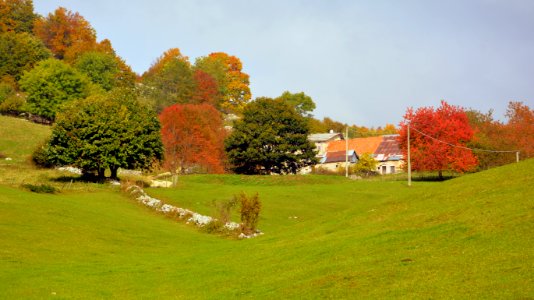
[{"xmin": 308, "ymin": 133, "xmax": 343, "ymax": 142}]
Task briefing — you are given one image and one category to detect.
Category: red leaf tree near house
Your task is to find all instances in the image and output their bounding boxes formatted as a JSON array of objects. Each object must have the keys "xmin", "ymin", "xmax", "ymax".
[
  {"xmin": 398, "ymin": 101, "xmax": 478, "ymax": 179},
  {"xmin": 159, "ymin": 103, "xmax": 226, "ymax": 175}
]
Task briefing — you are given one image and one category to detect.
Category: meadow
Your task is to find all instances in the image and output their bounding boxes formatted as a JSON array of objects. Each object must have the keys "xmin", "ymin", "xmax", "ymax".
[{"xmin": 1, "ymin": 115, "xmax": 532, "ymax": 299}]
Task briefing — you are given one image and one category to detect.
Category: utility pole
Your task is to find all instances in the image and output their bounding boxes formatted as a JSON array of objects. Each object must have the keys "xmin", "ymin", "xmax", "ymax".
[
  {"xmin": 407, "ymin": 123, "xmax": 412, "ymax": 187},
  {"xmin": 345, "ymin": 127, "xmax": 349, "ymax": 178}
]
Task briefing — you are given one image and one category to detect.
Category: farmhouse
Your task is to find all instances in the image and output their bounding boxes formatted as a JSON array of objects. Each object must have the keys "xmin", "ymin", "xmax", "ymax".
[
  {"xmin": 308, "ymin": 131, "xmax": 344, "ymax": 158},
  {"xmin": 321, "ymin": 135, "xmax": 404, "ymax": 175}
]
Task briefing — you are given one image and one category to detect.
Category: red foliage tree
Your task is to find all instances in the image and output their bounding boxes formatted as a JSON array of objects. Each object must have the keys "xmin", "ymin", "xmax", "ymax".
[
  {"xmin": 159, "ymin": 103, "xmax": 225, "ymax": 174},
  {"xmin": 398, "ymin": 101, "xmax": 478, "ymax": 179},
  {"xmin": 505, "ymin": 101, "xmax": 534, "ymax": 159},
  {"xmin": 192, "ymin": 69, "xmax": 218, "ymax": 106}
]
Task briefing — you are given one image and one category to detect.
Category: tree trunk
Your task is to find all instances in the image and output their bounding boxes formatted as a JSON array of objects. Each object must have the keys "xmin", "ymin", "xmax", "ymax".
[
  {"xmin": 97, "ymin": 168, "xmax": 106, "ymax": 180},
  {"xmin": 110, "ymin": 166, "xmax": 118, "ymax": 180},
  {"xmin": 438, "ymin": 170, "xmax": 443, "ymax": 180}
]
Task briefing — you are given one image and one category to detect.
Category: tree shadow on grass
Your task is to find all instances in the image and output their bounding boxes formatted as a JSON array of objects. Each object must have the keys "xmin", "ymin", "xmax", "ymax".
[{"xmin": 52, "ymin": 174, "xmax": 107, "ymax": 184}]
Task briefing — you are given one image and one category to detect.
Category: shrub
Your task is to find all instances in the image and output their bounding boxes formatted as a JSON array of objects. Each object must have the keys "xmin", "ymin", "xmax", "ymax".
[
  {"xmin": 213, "ymin": 197, "xmax": 237, "ymax": 224},
  {"xmin": 235, "ymin": 192, "xmax": 261, "ymax": 234},
  {"xmin": 22, "ymin": 183, "xmax": 57, "ymax": 193},
  {"xmin": 352, "ymin": 153, "xmax": 378, "ymax": 177},
  {"xmin": 31, "ymin": 142, "xmax": 54, "ymax": 168}
]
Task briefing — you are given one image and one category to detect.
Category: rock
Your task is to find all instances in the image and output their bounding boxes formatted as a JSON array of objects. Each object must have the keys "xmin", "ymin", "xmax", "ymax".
[
  {"xmin": 150, "ymin": 180, "xmax": 173, "ymax": 188},
  {"xmin": 5, "ymin": 157, "xmax": 12, "ymax": 161}
]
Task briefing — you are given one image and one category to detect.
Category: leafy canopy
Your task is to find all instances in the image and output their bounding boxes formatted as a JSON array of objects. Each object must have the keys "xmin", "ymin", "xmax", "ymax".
[
  {"xmin": 0, "ymin": 0, "xmax": 36, "ymax": 33},
  {"xmin": 46, "ymin": 88, "xmax": 163, "ymax": 179},
  {"xmin": 19, "ymin": 58, "xmax": 91, "ymax": 121},
  {"xmin": 160, "ymin": 103, "xmax": 225, "ymax": 174},
  {"xmin": 225, "ymin": 97, "xmax": 317, "ymax": 174},
  {"xmin": 0, "ymin": 31, "xmax": 51, "ymax": 82},
  {"xmin": 276, "ymin": 91, "xmax": 316, "ymax": 117},
  {"xmin": 195, "ymin": 52, "xmax": 251, "ymax": 114},
  {"xmin": 399, "ymin": 100, "xmax": 478, "ymax": 178}
]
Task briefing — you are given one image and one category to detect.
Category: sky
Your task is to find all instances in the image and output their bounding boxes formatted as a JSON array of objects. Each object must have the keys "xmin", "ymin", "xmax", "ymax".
[{"xmin": 33, "ymin": 0, "xmax": 534, "ymax": 127}]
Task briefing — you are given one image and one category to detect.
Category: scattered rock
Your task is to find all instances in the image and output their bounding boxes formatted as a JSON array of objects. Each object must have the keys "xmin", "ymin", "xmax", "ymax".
[
  {"xmin": 125, "ymin": 183, "xmax": 263, "ymax": 238},
  {"xmin": 5, "ymin": 157, "xmax": 12, "ymax": 161},
  {"xmin": 57, "ymin": 166, "xmax": 82, "ymax": 175},
  {"xmin": 150, "ymin": 180, "xmax": 173, "ymax": 188}
]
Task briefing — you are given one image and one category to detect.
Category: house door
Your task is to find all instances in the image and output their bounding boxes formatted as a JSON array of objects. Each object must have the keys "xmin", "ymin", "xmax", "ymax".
[{"xmin": 381, "ymin": 165, "xmax": 387, "ymax": 174}]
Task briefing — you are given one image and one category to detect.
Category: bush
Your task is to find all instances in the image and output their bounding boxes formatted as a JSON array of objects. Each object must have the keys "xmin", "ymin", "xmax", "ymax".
[
  {"xmin": 235, "ymin": 192, "xmax": 261, "ymax": 234},
  {"xmin": 0, "ymin": 81, "xmax": 25, "ymax": 114},
  {"xmin": 31, "ymin": 142, "xmax": 54, "ymax": 168},
  {"xmin": 213, "ymin": 197, "xmax": 237, "ymax": 224},
  {"xmin": 22, "ymin": 183, "xmax": 57, "ymax": 193},
  {"xmin": 351, "ymin": 153, "xmax": 378, "ymax": 177}
]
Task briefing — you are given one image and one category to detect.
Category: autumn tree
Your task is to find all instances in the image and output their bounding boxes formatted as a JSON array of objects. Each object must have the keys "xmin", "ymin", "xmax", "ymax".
[
  {"xmin": 195, "ymin": 52, "xmax": 251, "ymax": 114},
  {"xmin": 276, "ymin": 91, "xmax": 316, "ymax": 117},
  {"xmin": 159, "ymin": 103, "xmax": 225, "ymax": 175},
  {"xmin": 142, "ymin": 48, "xmax": 195, "ymax": 112},
  {"xmin": 33, "ymin": 7, "xmax": 97, "ymax": 62},
  {"xmin": 398, "ymin": 100, "xmax": 478, "ymax": 179},
  {"xmin": 191, "ymin": 69, "xmax": 218, "ymax": 106},
  {"xmin": 0, "ymin": 31, "xmax": 50, "ymax": 82},
  {"xmin": 19, "ymin": 58, "xmax": 91, "ymax": 121},
  {"xmin": 225, "ymin": 97, "xmax": 317, "ymax": 174},
  {"xmin": 45, "ymin": 88, "xmax": 163, "ymax": 180},
  {"xmin": 0, "ymin": 0, "xmax": 36, "ymax": 33},
  {"xmin": 505, "ymin": 101, "xmax": 534, "ymax": 159}
]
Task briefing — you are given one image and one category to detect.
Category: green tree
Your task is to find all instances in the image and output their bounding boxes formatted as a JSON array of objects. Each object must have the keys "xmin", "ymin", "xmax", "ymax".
[
  {"xmin": 19, "ymin": 58, "xmax": 91, "ymax": 121},
  {"xmin": 0, "ymin": 0, "xmax": 36, "ymax": 33},
  {"xmin": 46, "ymin": 88, "xmax": 163, "ymax": 180},
  {"xmin": 276, "ymin": 91, "xmax": 316, "ymax": 117},
  {"xmin": 225, "ymin": 97, "xmax": 317, "ymax": 174},
  {"xmin": 0, "ymin": 31, "xmax": 50, "ymax": 81},
  {"xmin": 0, "ymin": 80, "xmax": 24, "ymax": 113},
  {"xmin": 142, "ymin": 48, "xmax": 195, "ymax": 112},
  {"xmin": 75, "ymin": 51, "xmax": 119, "ymax": 91}
]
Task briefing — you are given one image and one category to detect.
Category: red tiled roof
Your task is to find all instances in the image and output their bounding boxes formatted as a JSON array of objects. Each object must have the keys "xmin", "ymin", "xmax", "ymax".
[{"xmin": 327, "ymin": 136, "xmax": 383, "ymax": 155}]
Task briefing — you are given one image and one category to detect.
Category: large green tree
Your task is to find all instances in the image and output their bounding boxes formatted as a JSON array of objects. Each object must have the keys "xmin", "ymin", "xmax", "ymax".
[
  {"xmin": 74, "ymin": 51, "xmax": 120, "ymax": 91},
  {"xmin": 225, "ymin": 97, "xmax": 317, "ymax": 174},
  {"xmin": 141, "ymin": 48, "xmax": 195, "ymax": 112},
  {"xmin": 276, "ymin": 91, "xmax": 316, "ymax": 117},
  {"xmin": 19, "ymin": 58, "xmax": 91, "ymax": 121},
  {"xmin": 0, "ymin": 31, "xmax": 50, "ymax": 81},
  {"xmin": 46, "ymin": 88, "xmax": 163, "ymax": 180}
]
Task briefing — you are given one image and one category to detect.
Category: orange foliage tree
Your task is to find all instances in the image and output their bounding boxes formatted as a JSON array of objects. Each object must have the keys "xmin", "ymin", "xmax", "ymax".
[
  {"xmin": 399, "ymin": 101, "xmax": 478, "ymax": 179},
  {"xmin": 195, "ymin": 52, "xmax": 251, "ymax": 114},
  {"xmin": 159, "ymin": 103, "xmax": 225, "ymax": 174},
  {"xmin": 33, "ymin": 7, "xmax": 102, "ymax": 62},
  {"xmin": 0, "ymin": 0, "xmax": 36, "ymax": 33}
]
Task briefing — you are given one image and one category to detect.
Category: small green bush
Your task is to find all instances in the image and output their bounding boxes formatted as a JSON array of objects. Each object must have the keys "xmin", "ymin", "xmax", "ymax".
[
  {"xmin": 31, "ymin": 142, "xmax": 54, "ymax": 168},
  {"xmin": 22, "ymin": 183, "xmax": 57, "ymax": 194},
  {"xmin": 235, "ymin": 192, "xmax": 261, "ymax": 234},
  {"xmin": 213, "ymin": 197, "xmax": 237, "ymax": 224}
]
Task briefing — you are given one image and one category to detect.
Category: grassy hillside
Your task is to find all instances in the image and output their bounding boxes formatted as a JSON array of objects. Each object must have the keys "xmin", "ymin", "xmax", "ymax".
[{"xmin": 1, "ymin": 154, "xmax": 533, "ymax": 299}]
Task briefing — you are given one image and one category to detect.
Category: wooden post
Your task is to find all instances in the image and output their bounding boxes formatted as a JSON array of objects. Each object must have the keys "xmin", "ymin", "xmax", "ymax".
[
  {"xmin": 407, "ymin": 123, "xmax": 412, "ymax": 187},
  {"xmin": 516, "ymin": 151, "xmax": 520, "ymax": 163},
  {"xmin": 345, "ymin": 127, "xmax": 349, "ymax": 178}
]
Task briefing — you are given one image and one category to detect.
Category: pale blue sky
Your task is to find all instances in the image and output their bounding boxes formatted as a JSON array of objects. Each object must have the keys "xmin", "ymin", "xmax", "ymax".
[{"xmin": 34, "ymin": 0, "xmax": 534, "ymax": 127}]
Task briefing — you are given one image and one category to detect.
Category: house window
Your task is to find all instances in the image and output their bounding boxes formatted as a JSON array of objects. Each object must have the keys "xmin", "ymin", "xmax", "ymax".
[
  {"xmin": 381, "ymin": 165, "xmax": 386, "ymax": 174},
  {"xmin": 390, "ymin": 166, "xmax": 395, "ymax": 173}
]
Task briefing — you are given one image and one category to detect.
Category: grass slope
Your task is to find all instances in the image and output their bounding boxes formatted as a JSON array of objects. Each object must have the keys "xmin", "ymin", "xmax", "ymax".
[
  {"xmin": 1, "ymin": 159, "xmax": 533, "ymax": 298},
  {"xmin": 0, "ymin": 115, "xmax": 532, "ymax": 298}
]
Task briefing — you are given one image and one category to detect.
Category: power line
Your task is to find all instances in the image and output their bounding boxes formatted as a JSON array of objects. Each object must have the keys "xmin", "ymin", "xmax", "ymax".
[{"xmin": 410, "ymin": 126, "xmax": 519, "ymax": 153}]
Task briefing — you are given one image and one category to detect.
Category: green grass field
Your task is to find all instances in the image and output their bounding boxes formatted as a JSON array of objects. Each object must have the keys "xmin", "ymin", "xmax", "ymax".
[{"xmin": 1, "ymin": 115, "xmax": 533, "ymax": 299}]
